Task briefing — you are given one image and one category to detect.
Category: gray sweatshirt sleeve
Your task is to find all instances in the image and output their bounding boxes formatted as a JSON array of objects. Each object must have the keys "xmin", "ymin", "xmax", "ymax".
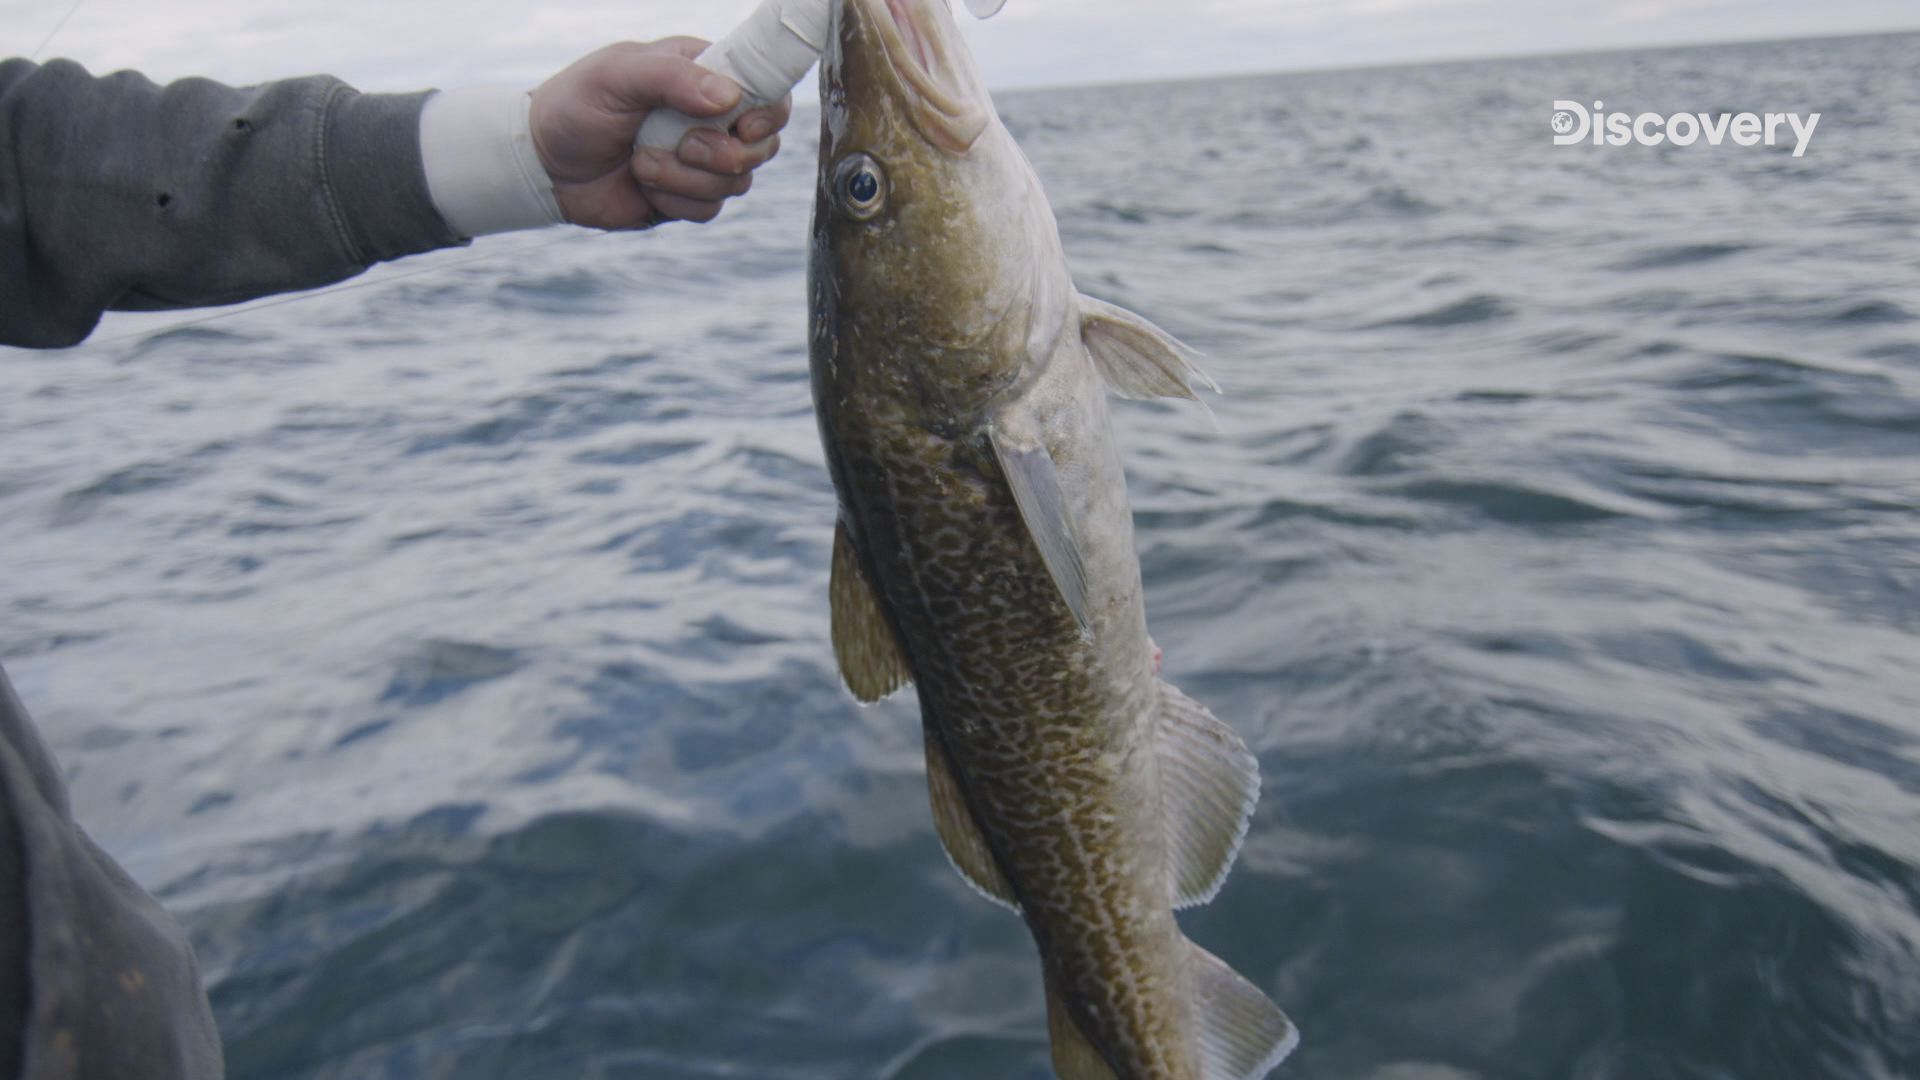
[{"xmin": 0, "ymin": 58, "xmax": 465, "ymax": 349}]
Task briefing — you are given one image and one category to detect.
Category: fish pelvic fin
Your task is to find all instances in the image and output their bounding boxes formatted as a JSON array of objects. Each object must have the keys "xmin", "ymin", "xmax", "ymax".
[
  {"xmin": 831, "ymin": 519, "xmax": 913, "ymax": 703},
  {"xmin": 1079, "ymin": 294, "xmax": 1220, "ymax": 416},
  {"xmin": 1189, "ymin": 939, "xmax": 1299, "ymax": 1079},
  {"xmin": 987, "ymin": 423, "xmax": 1093, "ymax": 636},
  {"xmin": 1158, "ymin": 679, "xmax": 1260, "ymax": 909},
  {"xmin": 1044, "ymin": 977, "xmax": 1120, "ymax": 1080},
  {"xmin": 924, "ymin": 723, "xmax": 1019, "ymax": 911}
]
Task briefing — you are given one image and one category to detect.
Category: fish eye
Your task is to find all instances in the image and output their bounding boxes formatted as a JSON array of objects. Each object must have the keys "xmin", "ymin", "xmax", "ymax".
[{"xmin": 835, "ymin": 153, "xmax": 888, "ymax": 221}]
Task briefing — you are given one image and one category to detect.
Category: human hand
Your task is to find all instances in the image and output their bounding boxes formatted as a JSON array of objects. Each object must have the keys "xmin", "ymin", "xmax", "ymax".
[{"xmin": 529, "ymin": 38, "xmax": 793, "ymax": 229}]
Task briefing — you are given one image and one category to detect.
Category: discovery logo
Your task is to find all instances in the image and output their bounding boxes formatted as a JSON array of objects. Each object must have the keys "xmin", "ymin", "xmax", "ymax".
[{"xmin": 1551, "ymin": 101, "xmax": 1821, "ymax": 157}]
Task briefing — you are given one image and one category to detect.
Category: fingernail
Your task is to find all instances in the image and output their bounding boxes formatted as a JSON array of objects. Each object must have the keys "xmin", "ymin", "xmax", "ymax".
[
  {"xmin": 634, "ymin": 151, "xmax": 663, "ymax": 183},
  {"xmin": 700, "ymin": 74, "xmax": 740, "ymax": 110},
  {"xmin": 679, "ymin": 134, "xmax": 714, "ymax": 168},
  {"xmin": 738, "ymin": 115, "xmax": 770, "ymax": 143}
]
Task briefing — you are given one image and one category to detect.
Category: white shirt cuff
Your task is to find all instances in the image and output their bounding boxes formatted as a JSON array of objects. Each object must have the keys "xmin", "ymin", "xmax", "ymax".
[{"xmin": 419, "ymin": 86, "xmax": 565, "ymax": 239}]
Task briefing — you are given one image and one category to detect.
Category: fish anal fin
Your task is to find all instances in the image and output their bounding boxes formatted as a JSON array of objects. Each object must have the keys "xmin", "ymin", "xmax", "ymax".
[
  {"xmin": 1045, "ymin": 977, "xmax": 1119, "ymax": 1080},
  {"xmin": 925, "ymin": 725, "xmax": 1018, "ymax": 912},
  {"xmin": 1079, "ymin": 293, "xmax": 1220, "ymax": 405},
  {"xmin": 831, "ymin": 519, "xmax": 912, "ymax": 703},
  {"xmin": 1190, "ymin": 940, "xmax": 1299, "ymax": 1079},
  {"xmin": 987, "ymin": 423, "xmax": 1093, "ymax": 635},
  {"xmin": 1158, "ymin": 680, "xmax": 1259, "ymax": 909}
]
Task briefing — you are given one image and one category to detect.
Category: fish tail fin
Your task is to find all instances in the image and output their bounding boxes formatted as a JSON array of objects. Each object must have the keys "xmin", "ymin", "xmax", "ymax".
[
  {"xmin": 1044, "ymin": 977, "xmax": 1119, "ymax": 1080},
  {"xmin": 1188, "ymin": 938, "xmax": 1299, "ymax": 1080}
]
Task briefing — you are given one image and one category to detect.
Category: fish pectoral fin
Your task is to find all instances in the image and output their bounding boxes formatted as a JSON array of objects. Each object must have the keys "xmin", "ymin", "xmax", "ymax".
[
  {"xmin": 987, "ymin": 423, "xmax": 1093, "ymax": 635},
  {"xmin": 924, "ymin": 724, "xmax": 1019, "ymax": 912},
  {"xmin": 1189, "ymin": 938, "xmax": 1299, "ymax": 1079},
  {"xmin": 1045, "ymin": 977, "xmax": 1119, "ymax": 1079},
  {"xmin": 1079, "ymin": 293, "xmax": 1220, "ymax": 406},
  {"xmin": 1158, "ymin": 680, "xmax": 1260, "ymax": 909},
  {"xmin": 831, "ymin": 519, "xmax": 912, "ymax": 703}
]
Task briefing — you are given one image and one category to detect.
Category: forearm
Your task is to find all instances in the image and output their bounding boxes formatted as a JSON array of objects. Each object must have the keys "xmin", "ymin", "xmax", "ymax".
[{"xmin": 0, "ymin": 59, "xmax": 463, "ymax": 348}]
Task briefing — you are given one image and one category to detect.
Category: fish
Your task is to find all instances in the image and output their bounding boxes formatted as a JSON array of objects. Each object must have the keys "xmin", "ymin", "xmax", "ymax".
[{"xmin": 807, "ymin": 1, "xmax": 1299, "ymax": 1077}]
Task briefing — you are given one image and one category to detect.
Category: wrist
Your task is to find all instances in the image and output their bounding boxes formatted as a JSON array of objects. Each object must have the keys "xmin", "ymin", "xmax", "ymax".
[{"xmin": 418, "ymin": 86, "xmax": 565, "ymax": 238}]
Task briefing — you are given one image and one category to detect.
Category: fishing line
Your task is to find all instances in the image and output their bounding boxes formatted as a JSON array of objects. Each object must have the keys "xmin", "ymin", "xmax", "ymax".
[
  {"xmin": 88, "ymin": 228, "xmax": 611, "ymax": 347},
  {"xmin": 28, "ymin": 0, "xmax": 87, "ymax": 59}
]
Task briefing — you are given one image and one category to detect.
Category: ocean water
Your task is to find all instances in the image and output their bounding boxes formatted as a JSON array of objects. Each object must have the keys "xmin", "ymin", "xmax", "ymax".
[{"xmin": 4, "ymin": 30, "xmax": 1920, "ymax": 1080}]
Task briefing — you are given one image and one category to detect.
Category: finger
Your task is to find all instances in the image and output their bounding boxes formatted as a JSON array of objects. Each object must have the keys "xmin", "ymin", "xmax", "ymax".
[
  {"xmin": 588, "ymin": 42, "xmax": 741, "ymax": 118},
  {"xmin": 742, "ymin": 133, "xmax": 781, "ymax": 171},
  {"xmin": 633, "ymin": 147, "xmax": 756, "ymax": 202},
  {"xmin": 652, "ymin": 36, "xmax": 712, "ymax": 60},
  {"xmin": 646, "ymin": 189, "xmax": 727, "ymax": 225},
  {"xmin": 735, "ymin": 94, "xmax": 794, "ymax": 144},
  {"xmin": 554, "ymin": 174, "xmax": 660, "ymax": 231},
  {"xmin": 676, "ymin": 130, "xmax": 781, "ymax": 177}
]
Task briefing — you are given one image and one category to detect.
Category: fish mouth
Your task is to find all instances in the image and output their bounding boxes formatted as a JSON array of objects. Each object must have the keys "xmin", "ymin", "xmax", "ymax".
[{"xmin": 856, "ymin": 0, "xmax": 991, "ymax": 153}]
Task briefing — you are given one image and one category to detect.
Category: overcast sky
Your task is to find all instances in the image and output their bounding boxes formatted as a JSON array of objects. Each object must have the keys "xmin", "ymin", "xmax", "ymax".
[{"xmin": 5, "ymin": 0, "xmax": 1916, "ymax": 94}]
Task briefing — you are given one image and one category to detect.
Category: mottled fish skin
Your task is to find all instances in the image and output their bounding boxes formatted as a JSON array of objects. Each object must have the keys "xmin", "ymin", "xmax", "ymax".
[{"xmin": 809, "ymin": 2, "xmax": 1285, "ymax": 1077}]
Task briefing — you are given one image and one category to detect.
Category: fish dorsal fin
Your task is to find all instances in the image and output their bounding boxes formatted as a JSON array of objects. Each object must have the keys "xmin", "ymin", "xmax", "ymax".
[
  {"xmin": 1079, "ymin": 294, "xmax": 1220, "ymax": 404},
  {"xmin": 1157, "ymin": 679, "xmax": 1260, "ymax": 909},
  {"xmin": 925, "ymin": 724, "xmax": 1019, "ymax": 911},
  {"xmin": 1045, "ymin": 977, "xmax": 1120, "ymax": 1079},
  {"xmin": 1189, "ymin": 939, "xmax": 1299, "ymax": 1079},
  {"xmin": 986, "ymin": 423, "xmax": 1093, "ymax": 635},
  {"xmin": 831, "ymin": 520, "xmax": 912, "ymax": 703}
]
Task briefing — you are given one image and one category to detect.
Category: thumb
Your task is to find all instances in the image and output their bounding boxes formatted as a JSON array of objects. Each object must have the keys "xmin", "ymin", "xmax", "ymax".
[{"xmin": 591, "ymin": 42, "xmax": 742, "ymax": 119}]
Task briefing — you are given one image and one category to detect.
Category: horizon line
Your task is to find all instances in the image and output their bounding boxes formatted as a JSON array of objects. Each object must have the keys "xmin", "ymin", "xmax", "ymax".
[{"xmin": 984, "ymin": 22, "xmax": 1920, "ymax": 96}]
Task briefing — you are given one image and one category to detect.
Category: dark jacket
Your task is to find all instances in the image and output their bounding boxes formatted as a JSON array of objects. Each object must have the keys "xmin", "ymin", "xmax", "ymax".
[
  {"xmin": 1, "ymin": 665, "xmax": 223, "ymax": 1079},
  {"xmin": 0, "ymin": 58, "xmax": 462, "ymax": 348}
]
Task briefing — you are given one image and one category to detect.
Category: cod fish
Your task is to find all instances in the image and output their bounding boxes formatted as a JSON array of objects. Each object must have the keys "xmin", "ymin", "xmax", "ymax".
[{"xmin": 808, "ymin": 1, "xmax": 1298, "ymax": 1077}]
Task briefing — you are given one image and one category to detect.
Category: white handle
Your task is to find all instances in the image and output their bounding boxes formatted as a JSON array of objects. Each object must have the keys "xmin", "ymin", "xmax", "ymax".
[{"xmin": 634, "ymin": 0, "xmax": 832, "ymax": 151}]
